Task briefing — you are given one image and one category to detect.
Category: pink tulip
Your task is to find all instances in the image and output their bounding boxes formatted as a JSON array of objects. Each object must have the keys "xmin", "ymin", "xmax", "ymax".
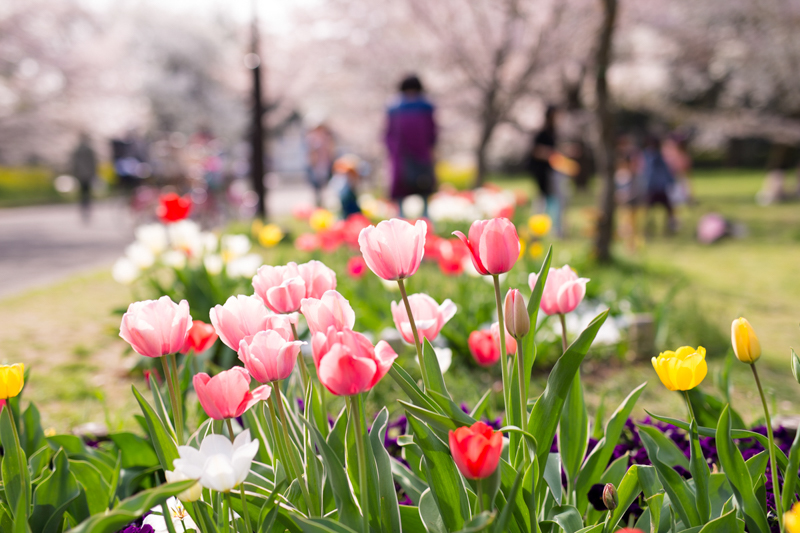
[
  {"xmin": 529, "ymin": 265, "xmax": 589, "ymax": 316},
  {"xmin": 252, "ymin": 263, "xmax": 306, "ymax": 314},
  {"xmin": 210, "ymin": 295, "xmax": 270, "ymax": 351},
  {"xmin": 390, "ymin": 293, "xmax": 456, "ymax": 344},
  {"xmin": 453, "ymin": 218, "xmax": 520, "ymax": 275},
  {"xmin": 238, "ymin": 330, "xmax": 305, "ymax": 383},
  {"xmin": 468, "ymin": 330, "xmax": 500, "ymax": 367},
  {"xmin": 120, "ymin": 296, "xmax": 192, "ymax": 358},
  {"xmin": 265, "ymin": 314, "xmax": 296, "ymax": 341},
  {"xmin": 312, "ymin": 327, "xmax": 398, "ymax": 396},
  {"xmin": 358, "ymin": 218, "xmax": 427, "ymax": 280},
  {"xmin": 193, "ymin": 367, "xmax": 271, "ymax": 420},
  {"xmin": 491, "ymin": 322, "xmax": 517, "ymax": 355},
  {"xmin": 300, "ymin": 290, "xmax": 355, "ymax": 335},
  {"xmin": 298, "ymin": 260, "xmax": 337, "ymax": 299}
]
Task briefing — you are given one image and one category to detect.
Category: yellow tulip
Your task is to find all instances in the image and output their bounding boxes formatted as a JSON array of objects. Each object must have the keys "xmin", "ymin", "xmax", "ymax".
[
  {"xmin": 731, "ymin": 317, "xmax": 761, "ymax": 364},
  {"xmin": 309, "ymin": 209, "xmax": 335, "ymax": 232},
  {"xmin": 786, "ymin": 502, "xmax": 800, "ymax": 533},
  {"xmin": 0, "ymin": 364, "xmax": 24, "ymax": 400},
  {"xmin": 651, "ymin": 346, "xmax": 707, "ymax": 391},
  {"xmin": 258, "ymin": 223, "xmax": 284, "ymax": 248},
  {"xmin": 529, "ymin": 241, "xmax": 544, "ymax": 259},
  {"xmin": 527, "ymin": 214, "xmax": 552, "ymax": 237}
]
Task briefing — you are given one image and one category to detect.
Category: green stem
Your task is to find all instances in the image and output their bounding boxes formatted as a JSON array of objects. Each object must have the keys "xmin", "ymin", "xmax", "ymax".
[
  {"xmin": 558, "ymin": 314, "xmax": 568, "ymax": 354},
  {"xmin": 398, "ymin": 278, "xmax": 428, "ymax": 390},
  {"xmin": 492, "ymin": 275, "xmax": 510, "ymax": 424},
  {"xmin": 266, "ymin": 395, "xmax": 294, "ymax": 476},
  {"xmin": 168, "ymin": 353, "xmax": 184, "ymax": 444},
  {"xmin": 226, "ymin": 491, "xmax": 239, "ymax": 533},
  {"xmin": 351, "ymin": 395, "xmax": 371, "ymax": 533},
  {"xmin": 271, "ymin": 381, "xmax": 314, "ymax": 515},
  {"xmin": 682, "ymin": 391, "xmax": 696, "ymax": 425},
  {"xmin": 161, "ymin": 355, "xmax": 183, "ymax": 443},
  {"xmin": 291, "ymin": 322, "xmax": 310, "ymax": 389},
  {"xmin": 752, "ymin": 363, "xmax": 784, "ymax": 533},
  {"xmin": 226, "ymin": 419, "xmax": 252, "ymax": 531},
  {"xmin": 162, "ymin": 500, "xmax": 179, "ymax": 533},
  {"xmin": 477, "ymin": 479, "xmax": 485, "ymax": 514},
  {"xmin": 516, "ymin": 337, "xmax": 528, "ymax": 435}
]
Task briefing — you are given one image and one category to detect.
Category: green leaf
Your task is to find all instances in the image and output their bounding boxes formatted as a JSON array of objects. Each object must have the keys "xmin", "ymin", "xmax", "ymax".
[
  {"xmin": 427, "ymin": 390, "xmax": 477, "ymax": 427},
  {"xmin": 688, "ymin": 420, "xmax": 711, "ymax": 523},
  {"xmin": 544, "ymin": 453, "xmax": 563, "ymax": 505},
  {"xmin": 109, "ymin": 432, "xmax": 159, "ymax": 468},
  {"xmin": 638, "ymin": 426, "xmax": 700, "ymax": 528},
  {"xmin": 20, "ymin": 403, "xmax": 45, "ymax": 458},
  {"xmin": 30, "ymin": 448, "xmax": 80, "ymax": 533},
  {"xmin": 70, "ymin": 459, "xmax": 112, "ymax": 515},
  {"xmin": 559, "ymin": 373, "xmax": 588, "ymax": 494},
  {"xmin": 406, "ymin": 413, "xmax": 471, "ymax": 531},
  {"xmin": 419, "ymin": 488, "xmax": 448, "ymax": 533},
  {"xmin": 0, "ymin": 406, "xmax": 30, "ymax": 520},
  {"xmin": 292, "ymin": 516, "xmax": 360, "ymax": 533},
  {"xmin": 65, "ymin": 480, "xmax": 196, "ymax": 533},
  {"xmin": 399, "ymin": 504, "xmax": 427, "ymax": 533},
  {"xmin": 458, "ymin": 511, "xmax": 495, "ymax": 532},
  {"xmin": 13, "ymin": 495, "xmax": 31, "ymax": 533},
  {"xmin": 369, "ymin": 408, "xmax": 402, "ymax": 533},
  {"xmin": 605, "ymin": 465, "xmax": 641, "ymax": 531},
  {"xmin": 422, "ymin": 339, "xmax": 449, "ymax": 397},
  {"xmin": 391, "ymin": 458, "xmax": 427, "ymax": 505},
  {"xmin": 697, "ymin": 509, "xmax": 741, "ymax": 533},
  {"xmin": 637, "ymin": 425, "xmax": 691, "ymax": 469},
  {"xmin": 399, "ymin": 400, "xmax": 459, "ymax": 434},
  {"xmin": 388, "ymin": 365, "xmax": 443, "ymax": 414},
  {"xmin": 645, "ymin": 493, "xmax": 664, "ymax": 533},
  {"xmin": 492, "ymin": 469, "xmax": 523, "ymax": 533},
  {"xmin": 521, "ymin": 245, "xmax": 552, "ymax": 400},
  {"xmin": 577, "ymin": 383, "xmax": 646, "ymax": 508},
  {"xmin": 544, "ymin": 504, "xmax": 583, "ymax": 533},
  {"xmin": 148, "ymin": 373, "xmax": 177, "ymax": 440},
  {"xmin": 131, "ymin": 385, "xmax": 179, "ymax": 472},
  {"xmin": 469, "ymin": 390, "xmax": 492, "ymax": 421},
  {"xmin": 715, "ymin": 405, "xmax": 770, "ymax": 533},
  {"xmin": 783, "ymin": 416, "xmax": 800, "ymax": 513},
  {"xmin": 590, "ymin": 394, "xmax": 606, "ymax": 441},
  {"xmin": 528, "ymin": 310, "xmax": 607, "ymax": 484},
  {"xmin": 745, "ymin": 451, "xmax": 769, "ymax": 481},
  {"xmin": 300, "ymin": 417, "xmax": 361, "ymax": 532}
]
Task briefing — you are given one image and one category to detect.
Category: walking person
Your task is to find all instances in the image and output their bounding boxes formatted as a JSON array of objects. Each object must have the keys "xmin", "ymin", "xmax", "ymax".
[
  {"xmin": 71, "ymin": 132, "xmax": 98, "ymax": 224},
  {"xmin": 306, "ymin": 123, "xmax": 336, "ymax": 208},
  {"xmin": 384, "ymin": 74, "xmax": 437, "ymax": 218},
  {"xmin": 642, "ymin": 135, "xmax": 677, "ymax": 235},
  {"xmin": 528, "ymin": 106, "xmax": 563, "ymax": 236}
]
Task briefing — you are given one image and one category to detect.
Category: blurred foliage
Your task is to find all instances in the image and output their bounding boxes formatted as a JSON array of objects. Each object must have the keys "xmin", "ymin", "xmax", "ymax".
[{"xmin": 0, "ymin": 166, "xmax": 59, "ymax": 206}]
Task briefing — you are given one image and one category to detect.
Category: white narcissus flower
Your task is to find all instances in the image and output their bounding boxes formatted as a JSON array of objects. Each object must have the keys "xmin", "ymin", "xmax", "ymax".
[
  {"xmin": 204, "ymin": 254, "xmax": 223, "ymax": 276},
  {"xmin": 164, "ymin": 469, "xmax": 201, "ymax": 502},
  {"xmin": 221, "ymin": 234, "xmax": 251, "ymax": 261},
  {"xmin": 226, "ymin": 254, "xmax": 263, "ymax": 279},
  {"xmin": 172, "ymin": 429, "xmax": 259, "ymax": 493},
  {"xmin": 201, "ymin": 232, "xmax": 219, "ymax": 255},
  {"xmin": 161, "ymin": 250, "xmax": 187, "ymax": 270},
  {"xmin": 142, "ymin": 497, "xmax": 197, "ymax": 533},
  {"xmin": 135, "ymin": 223, "xmax": 168, "ymax": 254},
  {"xmin": 125, "ymin": 242, "xmax": 155, "ymax": 269},
  {"xmin": 112, "ymin": 257, "xmax": 139, "ymax": 285},
  {"xmin": 168, "ymin": 220, "xmax": 204, "ymax": 257}
]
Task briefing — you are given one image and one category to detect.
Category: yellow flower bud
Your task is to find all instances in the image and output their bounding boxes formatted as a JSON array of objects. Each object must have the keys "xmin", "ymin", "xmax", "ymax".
[
  {"xmin": 731, "ymin": 317, "xmax": 761, "ymax": 364},
  {"xmin": 651, "ymin": 346, "xmax": 707, "ymax": 391},
  {"xmin": 785, "ymin": 502, "xmax": 800, "ymax": 533},
  {"xmin": 527, "ymin": 214, "xmax": 552, "ymax": 237},
  {"xmin": 258, "ymin": 223, "xmax": 284, "ymax": 248},
  {"xmin": 309, "ymin": 209, "xmax": 335, "ymax": 232},
  {"xmin": 0, "ymin": 364, "xmax": 24, "ymax": 400}
]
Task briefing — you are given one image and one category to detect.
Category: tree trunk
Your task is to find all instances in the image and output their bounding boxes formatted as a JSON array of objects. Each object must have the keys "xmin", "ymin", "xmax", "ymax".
[
  {"xmin": 593, "ymin": 0, "xmax": 618, "ymax": 263},
  {"xmin": 474, "ymin": 121, "xmax": 495, "ymax": 188},
  {"xmin": 250, "ymin": 17, "xmax": 267, "ymax": 220}
]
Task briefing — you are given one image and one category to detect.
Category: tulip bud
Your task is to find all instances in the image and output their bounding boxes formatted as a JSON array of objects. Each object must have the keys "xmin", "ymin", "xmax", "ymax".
[
  {"xmin": 792, "ymin": 349, "xmax": 800, "ymax": 385},
  {"xmin": 504, "ymin": 289, "xmax": 530, "ymax": 340},
  {"xmin": 731, "ymin": 317, "xmax": 761, "ymax": 364},
  {"xmin": 603, "ymin": 483, "xmax": 618, "ymax": 511}
]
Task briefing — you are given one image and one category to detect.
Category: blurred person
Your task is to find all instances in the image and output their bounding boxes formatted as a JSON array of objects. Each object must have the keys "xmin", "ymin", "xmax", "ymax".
[
  {"xmin": 614, "ymin": 137, "xmax": 644, "ymax": 250},
  {"xmin": 662, "ymin": 132, "xmax": 693, "ymax": 205},
  {"xmin": 642, "ymin": 135, "xmax": 677, "ymax": 235},
  {"xmin": 528, "ymin": 106, "xmax": 561, "ymax": 235},
  {"xmin": 71, "ymin": 133, "xmax": 97, "ymax": 224},
  {"xmin": 384, "ymin": 74, "xmax": 437, "ymax": 217},
  {"xmin": 328, "ymin": 154, "xmax": 363, "ymax": 218},
  {"xmin": 306, "ymin": 123, "xmax": 336, "ymax": 207}
]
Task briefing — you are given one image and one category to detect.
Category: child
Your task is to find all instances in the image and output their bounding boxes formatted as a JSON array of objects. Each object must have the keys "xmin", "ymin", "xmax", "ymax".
[{"xmin": 329, "ymin": 154, "xmax": 363, "ymax": 218}]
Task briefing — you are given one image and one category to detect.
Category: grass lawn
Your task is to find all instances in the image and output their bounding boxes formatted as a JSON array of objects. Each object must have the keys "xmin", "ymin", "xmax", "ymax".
[{"xmin": 3, "ymin": 167, "xmax": 799, "ymax": 434}]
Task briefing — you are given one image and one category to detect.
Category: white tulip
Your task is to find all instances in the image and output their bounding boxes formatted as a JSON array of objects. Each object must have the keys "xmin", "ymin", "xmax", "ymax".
[
  {"xmin": 142, "ymin": 497, "xmax": 197, "ymax": 533},
  {"xmin": 168, "ymin": 220, "xmax": 203, "ymax": 257},
  {"xmin": 225, "ymin": 254, "xmax": 262, "ymax": 278},
  {"xmin": 204, "ymin": 254, "xmax": 223, "ymax": 276},
  {"xmin": 200, "ymin": 232, "xmax": 219, "ymax": 255},
  {"xmin": 125, "ymin": 242, "xmax": 155, "ymax": 269},
  {"xmin": 434, "ymin": 347, "xmax": 452, "ymax": 373},
  {"xmin": 112, "ymin": 257, "xmax": 139, "ymax": 285},
  {"xmin": 172, "ymin": 430, "xmax": 259, "ymax": 493},
  {"xmin": 135, "ymin": 224, "xmax": 168, "ymax": 254},
  {"xmin": 161, "ymin": 250, "xmax": 187, "ymax": 270},
  {"xmin": 221, "ymin": 234, "xmax": 251, "ymax": 261},
  {"xmin": 164, "ymin": 469, "xmax": 202, "ymax": 502}
]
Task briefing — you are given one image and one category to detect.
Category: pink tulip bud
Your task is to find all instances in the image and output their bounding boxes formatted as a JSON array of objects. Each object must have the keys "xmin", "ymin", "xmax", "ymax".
[
  {"xmin": 358, "ymin": 218, "xmax": 427, "ymax": 280},
  {"xmin": 238, "ymin": 330, "xmax": 305, "ymax": 383},
  {"xmin": 504, "ymin": 289, "xmax": 529, "ymax": 340},
  {"xmin": 300, "ymin": 290, "xmax": 356, "ymax": 336},
  {"xmin": 390, "ymin": 293, "xmax": 457, "ymax": 345},
  {"xmin": 468, "ymin": 330, "xmax": 500, "ymax": 366},
  {"xmin": 120, "ymin": 296, "xmax": 192, "ymax": 358},
  {"xmin": 529, "ymin": 265, "xmax": 589, "ymax": 316},
  {"xmin": 491, "ymin": 321, "xmax": 517, "ymax": 355},
  {"xmin": 210, "ymin": 295, "xmax": 270, "ymax": 351},
  {"xmin": 297, "ymin": 260, "xmax": 337, "ymax": 299},
  {"xmin": 252, "ymin": 263, "xmax": 307, "ymax": 314},
  {"xmin": 453, "ymin": 218, "xmax": 520, "ymax": 276},
  {"xmin": 193, "ymin": 367, "xmax": 271, "ymax": 420},
  {"xmin": 311, "ymin": 327, "xmax": 398, "ymax": 396}
]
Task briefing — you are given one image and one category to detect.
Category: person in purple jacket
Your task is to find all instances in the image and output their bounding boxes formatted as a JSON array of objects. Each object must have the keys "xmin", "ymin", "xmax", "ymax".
[{"xmin": 384, "ymin": 75, "xmax": 437, "ymax": 217}]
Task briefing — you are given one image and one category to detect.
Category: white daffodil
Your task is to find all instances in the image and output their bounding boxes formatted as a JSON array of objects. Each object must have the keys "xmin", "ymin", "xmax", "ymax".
[
  {"xmin": 161, "ymin": 250, "xmax": 187, "ymax": 270},
  {"xmin": 164, "ymin": 470, "xmax": 201, "ymax": 502},
  {"xmin": 168, "ymin": 220, "xmax": 204, "ymax": 257},
  {"xmin": 221, "ymin": 234, "xmax": 251, "ymax": 262},
  {"xmin": 226, "ymin": 254, "xmax": 262, "ymax": 279},
  {"xmin": 135, "ymin": 223, "xmax": 168, "ymax": 254},
  {"xmin": 125, "ymin": 242, "xmax": 155, "ymax": 269},
  {"xmin": 142, "ymin": 497, "xmax": 197, "ymax": 533},
  {"xmin": 200, "ymin": 232, "xmax": 219, "ymax": 255},
  {"xmin": 204, "ymin": 254, "xmax": 223, "ymax": 276},
  {"xmin": 172, "ymin": 429, "xmax": 259, "ymax": 493},
  {"xmin": 112, "ymin": 257, "xmax": 139, "ymax": 285}
]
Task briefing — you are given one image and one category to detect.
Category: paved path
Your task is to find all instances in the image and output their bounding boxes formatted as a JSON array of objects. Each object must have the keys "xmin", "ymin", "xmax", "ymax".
[{"xmin": 0, "ymin": 186, "xmax": 316, "ymax": 299}]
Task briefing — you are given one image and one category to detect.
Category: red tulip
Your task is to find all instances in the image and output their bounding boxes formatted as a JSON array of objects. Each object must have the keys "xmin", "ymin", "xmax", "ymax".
[
  {"xmin": 295, "ymin": 233, "xmax": 320, "ymax": 252},
  {"xmin": 157, "ymin": 193, "xmax": 192, "ymax": 223},
  {"xmin": 453, "ymin": 218, "xmax": 520, "ymax": 276},
  {"xmin": 193, "ymin": 367, "xmax": 271, "ymax": 420},
  {"xmin": 120, "ymin": 296, "xmax": 192, "ymax": 358},
  {"xmin": 358, "ymin": 218, "xmax": 426, "ymax": 281},
  {"xmin": 448, "ymin": 421, "xmax": 503, "ymax": 479},
  {"xmin": 347, "ymin": 256, "xmax": 367, "ymax": 279},
  {"xmin": 181, "ymin": 320, "xmax": 218, "ymax": 354},
  {"xmin": 468, "ymin": 330, "xmax": 500, "ymax": 366},
  {"xmin": 491, "ymin": 322, "xmax": 517, "ymax": 355},
  {"xmin": 311, "ymin": 327, "xmax": 397, "ymax": 396}
]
